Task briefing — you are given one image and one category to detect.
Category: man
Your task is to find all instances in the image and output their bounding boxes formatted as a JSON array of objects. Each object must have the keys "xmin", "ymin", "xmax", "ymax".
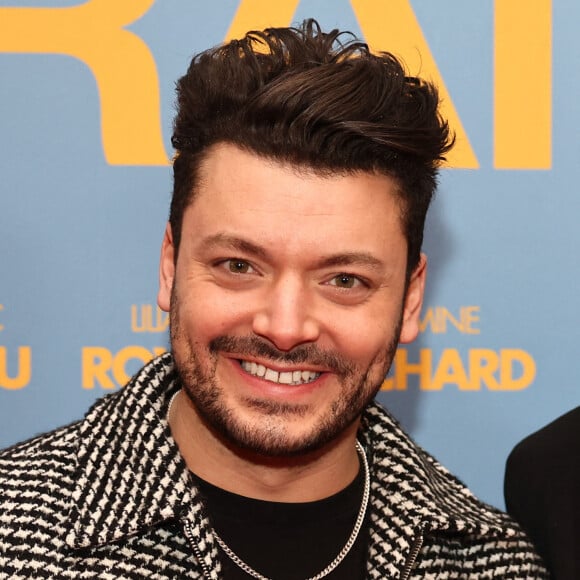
[
  {"xmin": 505, "ymin": 406, "xmax": 580, "ymax": 580},
  {"xmin": 0, "ymin": 20, "xmax": 546, "ymax": 579}
]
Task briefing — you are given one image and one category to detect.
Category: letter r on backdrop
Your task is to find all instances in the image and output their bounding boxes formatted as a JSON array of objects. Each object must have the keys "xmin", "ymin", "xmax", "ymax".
[{"xmin": 0, "ymin": 0, "xmax": 168, "ymax": 165}]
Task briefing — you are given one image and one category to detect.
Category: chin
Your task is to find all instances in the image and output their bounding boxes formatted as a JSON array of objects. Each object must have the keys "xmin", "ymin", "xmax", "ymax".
[{"xmin": 191, "ymin": 392, "xmax": 362, "ymax": 458}]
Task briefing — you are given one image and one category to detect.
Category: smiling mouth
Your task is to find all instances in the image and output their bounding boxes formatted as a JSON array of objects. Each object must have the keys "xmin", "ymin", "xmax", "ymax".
[{"xmin": 239, "ymin": 360, "xmax": 321, "ymax": 385}]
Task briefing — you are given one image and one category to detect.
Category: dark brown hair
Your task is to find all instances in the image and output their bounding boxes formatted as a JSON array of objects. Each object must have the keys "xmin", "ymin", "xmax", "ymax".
[{"xmin": 171, "ymin": 19, "xmax": 453, "ymax": 274}]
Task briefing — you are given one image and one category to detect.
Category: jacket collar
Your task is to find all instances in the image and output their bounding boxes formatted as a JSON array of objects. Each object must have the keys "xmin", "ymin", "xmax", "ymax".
[
  {"xmin": 65, "ymin": 353, "xmax": 191, "ymax": 549},
  {"xmin": 359, "ymin": 404, "xmax": 520, "ymax": 577},
  {"xmin": 65, "ymin": 355, "xmax": 517, "ymax": 561}
]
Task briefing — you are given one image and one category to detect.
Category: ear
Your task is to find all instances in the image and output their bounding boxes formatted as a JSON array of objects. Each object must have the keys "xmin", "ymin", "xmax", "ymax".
[
  {"xmin": 157, "ymin": 223, "xmax": 175, "ymax": 313},
  {"xmin": 398, "ymin": 254, "xmax": 427, "ymax": 344}
]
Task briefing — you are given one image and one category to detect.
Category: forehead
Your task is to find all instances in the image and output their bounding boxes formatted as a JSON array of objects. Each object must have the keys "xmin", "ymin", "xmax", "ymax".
[
  {"xmin": 183, "ymin": 143, "xmax": 406, "ymax": 255},
  {"xmin": 193, "ymin": 143, "xmax": 402, "ymax": 210}
]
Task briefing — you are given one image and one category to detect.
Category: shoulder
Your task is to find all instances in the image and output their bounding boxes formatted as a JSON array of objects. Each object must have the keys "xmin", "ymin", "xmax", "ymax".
[
  {"xmin": 363, "ymin": 402, "xmax": 522, "ymax": 532},
  {"xmin": 504, "ymin": 408, "xmax": 580, "ymax": 580},
  {"xmin": 0, "ymin": 421, "xmax": 80, "ymax": 522},
  {"xmin": 506, "ymin": 406, "xmax": 580, "ymax": 482},
  {"xmin": 362, "ymin": 404, "xmax": 549, "ymax": 576},
  {"xmin": 0, "ymin": 422, "xmax": 85, "ymax": 570},
  {"xmin": 504, "ymin": 405, "xmax": 580, "ymax": 518},
  {"xmin": 0, "ymin": 420, "xmax": 80, "ymax": 468}
]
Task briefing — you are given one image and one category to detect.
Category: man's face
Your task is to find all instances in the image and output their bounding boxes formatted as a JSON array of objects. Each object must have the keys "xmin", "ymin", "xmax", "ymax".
[{"xmin": 158, "ymin": 143, "xmax": 425, "ymax": 457}]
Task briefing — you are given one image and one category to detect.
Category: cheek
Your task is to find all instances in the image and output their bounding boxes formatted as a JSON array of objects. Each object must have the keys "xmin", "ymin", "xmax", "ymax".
[
  {"xmin": 174, "ymin": 283, "xmax": 254, "ymax": 341},
  {"xmin": 329, "ymin": 313, "xmax": 399, "ymax": 366}
]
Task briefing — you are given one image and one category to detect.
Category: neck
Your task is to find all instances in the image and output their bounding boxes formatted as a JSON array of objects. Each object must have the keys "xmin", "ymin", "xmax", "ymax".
[{"xmin": 168, "ymin": 391, "xmax": 362, "ymax": 502}]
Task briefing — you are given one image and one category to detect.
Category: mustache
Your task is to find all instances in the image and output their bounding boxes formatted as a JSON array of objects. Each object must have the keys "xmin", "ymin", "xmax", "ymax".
[{"xmin": 209, "ymin": 335, "xmax": 352, "ymax": 376}]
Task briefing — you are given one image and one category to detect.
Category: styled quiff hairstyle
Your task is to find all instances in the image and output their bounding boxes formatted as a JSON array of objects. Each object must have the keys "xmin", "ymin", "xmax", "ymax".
[{"xmin": 171, "ymin": 19, "xmax": 453, "ymax": 275}]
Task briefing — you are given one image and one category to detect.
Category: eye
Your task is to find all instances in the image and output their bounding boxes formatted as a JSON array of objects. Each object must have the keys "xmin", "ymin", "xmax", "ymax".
[
  {"xmin": 225, "ymin": 259, "xmax": 253, "ymax": 274},
  {"xmin": 328, "ymin": 274, "xmax": 363, "ymax": 289}
]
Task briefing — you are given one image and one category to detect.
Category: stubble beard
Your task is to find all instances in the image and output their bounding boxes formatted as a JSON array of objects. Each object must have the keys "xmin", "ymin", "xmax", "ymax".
[{"xmin": 169, "ymin": 290, "xmax": 402, "ymax": 458}]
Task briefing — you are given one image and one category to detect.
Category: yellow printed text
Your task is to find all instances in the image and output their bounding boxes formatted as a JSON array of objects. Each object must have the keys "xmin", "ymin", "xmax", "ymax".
[
  {"xmin": 419, "ymin": 306, "xmax": 480, "ymax": 335},
  {"xmin": 381, "ymin": 348, "xmax": 535, "ymax": 391},
  {"xmin": 0, "ymin": 0, "xmax": 167, "ymax": 165},
  {"xmin": 82, "ymin": 346, "xmax": 166, "ymax": 389},
  {"xmin": 131, "ymin": 305, "xmax": 169, "ymax": 333},
  {"xmin": 0, "ymin": 0, "xmax": 552, "ymax": 168},
  {"xmin": 0, "ymin": 346, "xmax": 31, "ymax": 390}
]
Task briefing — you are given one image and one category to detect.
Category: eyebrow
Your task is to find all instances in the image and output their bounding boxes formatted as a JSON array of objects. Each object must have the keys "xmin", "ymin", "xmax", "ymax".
[
  {"xmin": 314, "ymin": 253, "xmax": 385, "ymax": 271},
  {"xmin": 200, "ymin": 233, "xmax": 385, "ymax": 271},
  {"xmin": 199, "ymin": 233, "xmax": 270, "ymax": 260}
]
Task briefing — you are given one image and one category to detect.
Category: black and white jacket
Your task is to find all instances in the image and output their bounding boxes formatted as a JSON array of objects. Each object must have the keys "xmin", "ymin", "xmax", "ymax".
[{"xmin": 0, "ymin": 355, "xmax": 548, "ymax": 579}]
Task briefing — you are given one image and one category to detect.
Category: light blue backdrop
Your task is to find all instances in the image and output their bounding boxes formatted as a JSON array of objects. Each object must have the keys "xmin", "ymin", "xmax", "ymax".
[{"xmin": 1, "ymin": 0, "xmax": 578, "ymax": 510}]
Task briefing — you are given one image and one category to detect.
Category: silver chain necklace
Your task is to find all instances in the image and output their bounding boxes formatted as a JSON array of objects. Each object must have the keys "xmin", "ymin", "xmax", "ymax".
[{"xmin": 168, "ymin": 390, "xmax": 370, "ymax": 580}]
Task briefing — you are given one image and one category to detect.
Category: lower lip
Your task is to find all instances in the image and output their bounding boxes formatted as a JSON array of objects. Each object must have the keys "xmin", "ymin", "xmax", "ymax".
[{"xmin": 225, "ymin": 358, "xmax": 329, "ymax": 399}]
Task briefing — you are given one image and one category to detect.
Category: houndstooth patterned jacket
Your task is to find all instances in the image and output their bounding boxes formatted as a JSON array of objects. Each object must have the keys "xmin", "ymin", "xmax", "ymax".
[{"xmin": 0, "ymin": 354, "xmax": 548, "ymax": 579}]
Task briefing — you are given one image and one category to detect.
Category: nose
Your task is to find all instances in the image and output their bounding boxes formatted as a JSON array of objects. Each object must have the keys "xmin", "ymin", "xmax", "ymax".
[{"xmin": 252, "ymin": 276, "xmax": 321, "ymax": 352}]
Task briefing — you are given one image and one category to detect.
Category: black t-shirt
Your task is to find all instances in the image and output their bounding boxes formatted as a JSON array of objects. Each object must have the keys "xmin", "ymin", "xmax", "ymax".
[{"xmin": 194, "ymin": 465, "xmax": 369, "ymax": 579}]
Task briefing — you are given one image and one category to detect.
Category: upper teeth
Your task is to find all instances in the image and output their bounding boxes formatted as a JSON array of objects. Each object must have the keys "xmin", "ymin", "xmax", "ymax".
[{"xmin": 240, "ymin": 361, "xmax": 320, "ymax": 385}]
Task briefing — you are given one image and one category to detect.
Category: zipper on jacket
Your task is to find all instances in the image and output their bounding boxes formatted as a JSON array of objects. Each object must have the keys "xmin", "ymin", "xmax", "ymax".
[
  {"xmin": 399, "ymin": 531, "xmax": 424, "ymax": 580},
  {"xmin": 183, "ymin": 518, "xmax": 214, "ymax": 580}
]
